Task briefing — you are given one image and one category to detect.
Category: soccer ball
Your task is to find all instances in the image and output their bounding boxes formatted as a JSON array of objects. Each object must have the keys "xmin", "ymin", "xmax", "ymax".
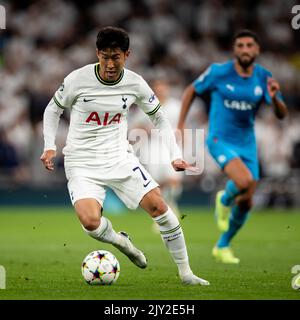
[{"xmin": 81, "ymin": 250, "xmax": 120, "ymax": 285}]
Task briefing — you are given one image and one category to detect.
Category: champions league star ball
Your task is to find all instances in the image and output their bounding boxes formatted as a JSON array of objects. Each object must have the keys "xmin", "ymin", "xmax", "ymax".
[{"xmin": 81, "ymin": 250, "xmax": 120, "ymax": 285}]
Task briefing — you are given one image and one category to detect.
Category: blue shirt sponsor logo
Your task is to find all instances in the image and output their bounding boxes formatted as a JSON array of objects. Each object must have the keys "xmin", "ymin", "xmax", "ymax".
[{"xmin": 224, "ymin": 99, "xmax": 255, "ymax": 111}]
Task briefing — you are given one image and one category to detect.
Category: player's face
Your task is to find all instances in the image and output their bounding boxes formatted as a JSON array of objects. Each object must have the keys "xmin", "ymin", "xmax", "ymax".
[
  {"xmin": 233, "ymin": 37, "xmax": 259, "ymax": 68},
  {"xmin": 96, "ymin": 48, "xmax": 130, "ymax": 82}
]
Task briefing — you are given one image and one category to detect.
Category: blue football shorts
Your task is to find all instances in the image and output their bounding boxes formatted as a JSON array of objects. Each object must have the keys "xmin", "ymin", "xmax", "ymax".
[{"xmin": 206, "ymin": 137, "xmax": 259, "ymax": 180}]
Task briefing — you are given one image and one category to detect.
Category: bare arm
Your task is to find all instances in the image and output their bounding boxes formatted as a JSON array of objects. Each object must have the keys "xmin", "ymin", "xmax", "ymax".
[
  {"xmin": 271, "ymin": 95, "xmax": 288, "ymax": 120},
  {"xmin": 267, "ymin": 78, "xmax": 288, "ymax": 120},
  {"xmin": 177, "ymin": 84, "xmax": 197, "ymax": 131}
]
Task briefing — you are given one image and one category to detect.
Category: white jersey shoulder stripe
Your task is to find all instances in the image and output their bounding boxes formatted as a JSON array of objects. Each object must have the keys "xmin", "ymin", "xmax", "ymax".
[{"xmin": 53, "ymin": 95, "xmax": 65, "ymax": 109}]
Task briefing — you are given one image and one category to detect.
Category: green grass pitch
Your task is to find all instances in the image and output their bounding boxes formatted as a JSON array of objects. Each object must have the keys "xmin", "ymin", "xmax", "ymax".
[{"xmin": 0, "ymin": 206, "xmax": 299, "ymax": 300}]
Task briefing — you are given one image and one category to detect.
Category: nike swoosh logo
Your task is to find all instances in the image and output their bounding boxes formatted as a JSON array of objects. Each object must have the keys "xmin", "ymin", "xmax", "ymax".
[
  {"xmin": 83, "ymin": 98, "xmax": 95, "ymax": 102},
  {"xmin": 167, "ymin": 238, "xmax": 178, "ymax": 242},
  {"xmin": 143, "ymin": 181, "xmax": 151, "ymax": 188}
]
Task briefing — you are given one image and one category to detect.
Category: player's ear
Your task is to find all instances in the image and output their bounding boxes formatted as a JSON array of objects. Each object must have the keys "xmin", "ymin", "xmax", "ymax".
[{"xmin": 124, "ymin": 50, "xmax": 130, "ymax": 59}]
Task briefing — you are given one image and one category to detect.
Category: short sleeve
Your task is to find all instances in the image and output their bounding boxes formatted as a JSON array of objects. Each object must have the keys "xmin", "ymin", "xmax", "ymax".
[
  {"xmin": 136, "ymin": 77, "xmax": 161, "ymax": 116},
  {"xmin": 53, "ymin": 74, "xmax": 75, "ymax": 109},
  {"xmin": 193, "ymin": 64, "xmax": 216, "ymax": 95}
]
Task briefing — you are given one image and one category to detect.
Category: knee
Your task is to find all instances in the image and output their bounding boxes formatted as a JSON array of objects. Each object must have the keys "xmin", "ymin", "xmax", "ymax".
[
  {"xmin": 78, "ymin": 208, "xmax": 101, "ymax": 231},
  {"xmin": 236, "ymin": 177, "xmax": 255, "ymax": 192},
  {"xmin": 81, "ymin": 216, "xmax": 101, "ymax": 231},
  {"xmin": 150, "ymin": 200, "xmax": 168, "ymax": 218}
]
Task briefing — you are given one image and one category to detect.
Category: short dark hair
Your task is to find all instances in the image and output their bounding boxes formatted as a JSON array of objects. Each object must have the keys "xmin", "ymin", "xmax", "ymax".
[
  {"xmin": 96, "ymin": 26, "xmax": 130, "ymax": 52},
  {"xmin": 233, "ymin": 29, "xmax": 260, "ymax": 45}
]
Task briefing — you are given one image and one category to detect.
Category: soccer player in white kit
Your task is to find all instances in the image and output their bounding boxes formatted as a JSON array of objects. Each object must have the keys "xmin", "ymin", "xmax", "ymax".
[{"xmin": 40, "ymin": 27, "xmax": 209, "ymax": 286}]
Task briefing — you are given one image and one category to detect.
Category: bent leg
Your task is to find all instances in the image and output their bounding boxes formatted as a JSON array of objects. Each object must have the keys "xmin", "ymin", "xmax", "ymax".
[
  {"xmin": 235, "ymin": 180, "xmax": 257, "ymax": 205},
  {"xmin": 75, "ymin": 198, "xmax": 147, "ymax": 268},
  {"xmin": 213, "ymin": 156, "xmax": 257, "ymax": 263},
  {"xmin": 221, "ymin": 158, "xmax": 255, "ymax": 205},
  {"xmin": 75, "ymin": 198, "xmax": 120, "ymax": 245},
  {"xmin": 214, "ymin": 182, "xmax": 256, "ymax": 263},
  {"xmin": 140, "ymin": 188, "xmax": 209, "ymax": 285},
  {"xmin": 222, "ymin": 181, "xmax": 257, "ymax": 247},
  {"xmin": 139, "ymin": 187, "xmax": 168, "ymax": 217},
  {"xmin": 215, "ymin": 158, "xmax": 255, "ymax": 232},
  {"xmin": 221, "ymin": 179, "xmax": 256, "ymax": 240},
  {"xmin": 217, "ymin": 198, "xmax": 252, "ymax": 249},
  {"xmin": 224, "ymin": 158, "xmax": 255, "ymax": 191}
]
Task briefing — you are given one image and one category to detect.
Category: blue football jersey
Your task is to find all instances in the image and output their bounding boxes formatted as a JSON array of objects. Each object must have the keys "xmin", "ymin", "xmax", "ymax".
[{"xmin": 193, "ymin": 60, "xmax": 279, "ymax": 146}]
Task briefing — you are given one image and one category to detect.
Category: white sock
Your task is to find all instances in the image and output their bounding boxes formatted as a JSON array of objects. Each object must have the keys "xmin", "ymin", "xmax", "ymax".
[
  {"xmin": 153, "ymin": 207, "xmax": 192, "ymax": 278},
  {"xmin": 82, "ymin": 216, "xmax": 123, "ymax": 247}
]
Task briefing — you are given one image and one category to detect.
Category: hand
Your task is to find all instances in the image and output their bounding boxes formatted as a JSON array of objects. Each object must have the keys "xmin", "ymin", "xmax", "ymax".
[
  {"xmin": 40, "ymin": 149, "xmax": 57, "ymax": 171},
  {"xmin": 171, "ymin": 159, "xmax": 201, "ymax": 173},
  {"xmin": 267, "ymin": 77, "xmax": 280, "ymax": 99}
]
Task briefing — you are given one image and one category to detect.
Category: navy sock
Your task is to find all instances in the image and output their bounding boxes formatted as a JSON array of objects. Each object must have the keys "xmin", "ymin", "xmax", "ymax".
[
  {"xmin": 217, "ymin": 205, "xmax": 249, "ymax": 248},
  {"xmin": 221, "ymin": 180, "xmax": 241, "ymax": 206}
]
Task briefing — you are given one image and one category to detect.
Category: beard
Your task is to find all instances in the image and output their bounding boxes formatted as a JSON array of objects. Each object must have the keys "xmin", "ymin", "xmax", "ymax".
[{"xmin": 237, "ymin": 55, "xmax": 256, "ymax": 69}]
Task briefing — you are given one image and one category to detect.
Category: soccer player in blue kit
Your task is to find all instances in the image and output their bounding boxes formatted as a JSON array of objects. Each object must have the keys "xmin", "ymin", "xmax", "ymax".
[{"xmin": 178, "ymin": 30, "xmax": 288, "ymax": 263}]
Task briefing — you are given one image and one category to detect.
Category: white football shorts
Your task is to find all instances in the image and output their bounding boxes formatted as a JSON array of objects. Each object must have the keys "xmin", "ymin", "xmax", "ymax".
[
  {"xmin": 64, "ymin": 153, "xmax": 159, "ymax": 210},
  {"xmin": 145, "ymin": 162, "xmax": 184, "ymax": 185}
]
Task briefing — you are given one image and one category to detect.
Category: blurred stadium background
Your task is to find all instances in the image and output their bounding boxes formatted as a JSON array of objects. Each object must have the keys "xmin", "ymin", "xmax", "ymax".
[
  {"xmin": 0, "ymin": 0, "xmax": 300, "ymax": 209},
  {"xmin": 1, "ymin": 0, "xmax": 300, "ymax": 301}
]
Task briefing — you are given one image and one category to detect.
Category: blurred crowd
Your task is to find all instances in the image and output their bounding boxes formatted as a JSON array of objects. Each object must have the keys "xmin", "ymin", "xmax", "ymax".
[{"xmin": 0, "ymin": 0, "xmax": 300, "ymax": 205}]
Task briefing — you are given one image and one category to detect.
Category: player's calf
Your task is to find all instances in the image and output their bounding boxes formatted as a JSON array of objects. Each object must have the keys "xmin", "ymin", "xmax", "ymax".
[
  {"xmin": 82, "ymin": 216, "xmax": 147, "ymax": 268},
  {"xmin": 141, "ymin": 189, "xmax": 209, "ymax": 285},
  {"xmin": 235, "ymin": 182, "xmax": 256, "ymax": 209},
  {"xmin": 153, "ymin": 207, "xmax": 209, "ymax": 285},
  {"xmin": 236, "ymin": 197, "xmax": 252, "ymax": 212}
]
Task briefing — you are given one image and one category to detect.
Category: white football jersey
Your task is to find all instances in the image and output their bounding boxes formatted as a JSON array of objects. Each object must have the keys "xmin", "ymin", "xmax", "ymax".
[{"xmin": 52, "ymin": 63, "xmax": 161, "ymax": 168}]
